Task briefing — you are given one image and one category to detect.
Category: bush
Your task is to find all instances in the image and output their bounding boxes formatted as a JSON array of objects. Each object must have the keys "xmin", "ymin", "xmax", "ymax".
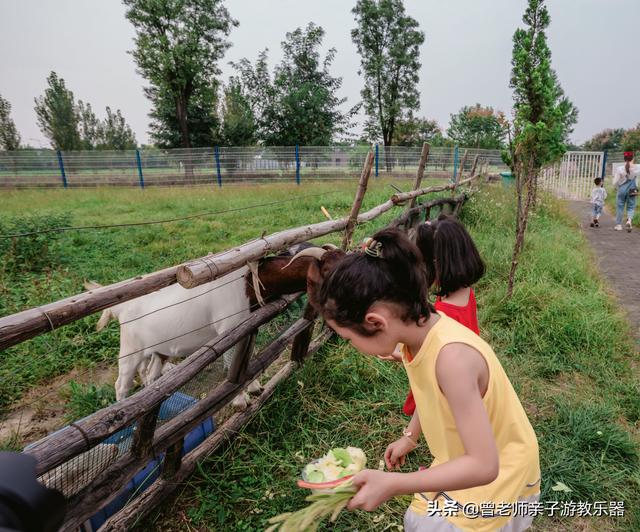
[{"xmin": 0, "ymin": 213, "xmax": 71, "ymax": 273}]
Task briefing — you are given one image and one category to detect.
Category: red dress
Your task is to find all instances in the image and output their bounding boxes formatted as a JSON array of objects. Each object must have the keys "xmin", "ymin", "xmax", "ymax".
[{"xmin": 402, "ymin": 288, "xmax": 480, "ymax": 416}]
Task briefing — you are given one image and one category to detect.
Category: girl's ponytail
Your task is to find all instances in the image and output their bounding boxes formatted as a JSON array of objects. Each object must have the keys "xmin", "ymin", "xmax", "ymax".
[
  {"xmin": 624, "ymin": 150, "xmax": 634, "ymax": 176},
  {"xmin": 317, "ymin": 228, "xmax": 430, "ymax": 335}
]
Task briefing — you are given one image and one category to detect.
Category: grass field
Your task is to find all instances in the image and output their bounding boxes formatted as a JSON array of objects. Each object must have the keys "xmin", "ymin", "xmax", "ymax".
[{"xmin": 1, "ymin": 180, "xmax": 639, "ymax": 531}]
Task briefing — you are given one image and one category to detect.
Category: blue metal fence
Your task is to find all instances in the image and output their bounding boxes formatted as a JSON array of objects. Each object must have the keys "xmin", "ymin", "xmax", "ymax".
[{"xmin": 0, "ymin": 145, "xmax": 508, "ymax": 188}]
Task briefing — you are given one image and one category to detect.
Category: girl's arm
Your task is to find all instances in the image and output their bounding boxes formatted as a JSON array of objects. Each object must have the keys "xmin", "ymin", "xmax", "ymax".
[{"xmin": 348, "ymin": 343, "xmax": 499, "ymax": 511}]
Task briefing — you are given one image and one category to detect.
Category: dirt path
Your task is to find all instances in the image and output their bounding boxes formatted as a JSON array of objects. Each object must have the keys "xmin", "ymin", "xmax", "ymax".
[{"xmin": 566, "ymin": 200, "xmax": 640, "ymax": 344}]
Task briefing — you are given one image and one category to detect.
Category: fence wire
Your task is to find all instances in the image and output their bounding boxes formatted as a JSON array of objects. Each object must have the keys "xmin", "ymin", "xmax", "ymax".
[{"xmin": 0, "ymin": 145, "xmax": 508, "ymax": 188}]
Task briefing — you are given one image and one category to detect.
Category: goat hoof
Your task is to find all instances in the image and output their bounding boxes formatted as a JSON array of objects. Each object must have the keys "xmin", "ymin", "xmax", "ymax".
[
  {"xmin": 247, "ymin": 379, "xmax": 263, "ymax": 395},
  {"xmin": 161, "ymin": 362, "xmax": 177, "ymax": 375},
  {"xmin": 232, "ymin": 392, "xmax": 250, "ymax": 411}
]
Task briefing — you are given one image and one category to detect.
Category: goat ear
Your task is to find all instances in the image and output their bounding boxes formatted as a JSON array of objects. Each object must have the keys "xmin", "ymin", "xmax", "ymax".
[{"xmin": 306, "ymin": 260, "xmax": 323, "ymax": 311}]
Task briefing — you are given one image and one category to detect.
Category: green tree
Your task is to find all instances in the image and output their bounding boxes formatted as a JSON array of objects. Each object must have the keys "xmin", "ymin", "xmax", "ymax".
[
  {"xmin": 391, "ymin": 113, "xmax": 440, "ymax": 146},
  {"xmin": 147, "ymin": 84, "xmax": 220, "ymax": 148},
  {"xmin": 97, "ymin": 107, "xmax": 137, "ymax": 150},
  {"xmin": 621, "ymin": 124, "xmax": 640, "ymax": 152},
  {"xmin": 506, "ymin": 0, "xmax": 578, "ymax": 296},
  {"xmin": 447, "ymin": 104, "xmax": 507, "ymax": 149},
  {"xmin": 582, "ymin": 128, "xmax": 625, "ymax": 151},
  {"xmin": 351, "ymin": 0, "xmax": 424, "ymax": 168},
  {"xmin": 124, "ymin": 0, "xmax": 237, "ymax": 150},
  {"xmin": 0, "ymin": 94, "xmax": 21, "ymax": 150},
  {"xmin": 220, "ymin": 78, "xmax": 256, "ymax": 146},
  {"xmin": 34, "ymin": 71, "xmax": 82, "ymax": 150},
  {"xmin": 77, "ymin": 100, "xmax": 100, "ymax": 150},
  {"xmin": 233, "ymin": 23, "xmax": 354, "ymax": 145}
]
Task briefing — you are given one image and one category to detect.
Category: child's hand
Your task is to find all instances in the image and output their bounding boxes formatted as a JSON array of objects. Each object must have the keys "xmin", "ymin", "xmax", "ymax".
[
  {"xmin": 384, "ymin": 437, "xmax": 417, "ymax": 470},
  {"xmin": 347, "ymin": 470, "xmax": 398, "ymax": 511},
  {"xmin": 376, "ymin": 344, "xmax": 403, "ymax": 362}
]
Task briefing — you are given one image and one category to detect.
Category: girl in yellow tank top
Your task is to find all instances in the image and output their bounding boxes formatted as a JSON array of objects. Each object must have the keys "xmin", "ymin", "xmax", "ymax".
[{"xmin": 308, "ymin": 228, "xmax": 540, "ymax": 531}]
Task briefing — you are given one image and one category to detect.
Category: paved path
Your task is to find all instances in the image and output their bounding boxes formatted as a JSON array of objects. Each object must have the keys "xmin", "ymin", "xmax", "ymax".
[{"xmin": 567, "ymin": 200, "xmax": 640, "ymax": 339}]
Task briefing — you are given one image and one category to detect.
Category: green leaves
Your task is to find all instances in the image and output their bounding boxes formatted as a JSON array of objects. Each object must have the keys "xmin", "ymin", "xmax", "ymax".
[
  {"xmin": 447, "ymin": 104, "xmax": 507, "ymax": 150},
  {"xmin": 232, "ymin": 23, "xmax": 353, "ymax": 146},
  {"xmin": 351, "ymin": 0, "xmax": 425, "ymax": 145},
  {"xmin": 124, "ymin": 0, "xmax": 238, "ymax": 148},
  {"xmin": 0, "ymin": 93, "xmax": 21, "ymax": 150}
]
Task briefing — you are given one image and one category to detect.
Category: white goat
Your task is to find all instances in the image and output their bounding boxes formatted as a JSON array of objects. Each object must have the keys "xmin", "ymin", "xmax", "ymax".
[{"xmin": 85, "ymin": 243, "xmax": 328, "ymax": 409}]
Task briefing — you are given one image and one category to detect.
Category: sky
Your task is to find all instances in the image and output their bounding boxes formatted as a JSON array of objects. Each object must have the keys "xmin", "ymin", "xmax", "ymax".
[{"xmin": 0, "ymin": 0, "xmax": 638, "ymax": 148}]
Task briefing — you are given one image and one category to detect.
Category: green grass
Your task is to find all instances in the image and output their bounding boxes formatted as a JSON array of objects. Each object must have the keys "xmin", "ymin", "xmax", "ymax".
[
  {"xmin": 0, "ymin": 179, "xmax": 419, "ymax": 413},
  {"xmin": 140, "ymin": 184, "xmax": 639, "ymax": 531},
  {"xmin": 1, "ymin": 181, "xmax": 638, "ymax": 530}
]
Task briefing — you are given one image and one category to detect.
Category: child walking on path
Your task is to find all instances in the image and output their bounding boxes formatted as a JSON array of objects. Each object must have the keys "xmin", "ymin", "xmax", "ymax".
[
  {"xmin": 589, "ymin": 178, "xmax": 607, "ymax": 228},
  {"xmin": 309, "ymin": 229, "xmax": 540, "ymax": 531},
  {"xmin": 612, "ymin": 151, "xmax": 640, "ymax": 232},
  {"xmin": 402, "ymin": 214, "xmax": 485, "ymax": 417}
]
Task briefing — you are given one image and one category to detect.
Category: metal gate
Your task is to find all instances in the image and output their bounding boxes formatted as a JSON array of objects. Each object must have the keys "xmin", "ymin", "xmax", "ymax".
[{"xmin": 539, "ymin": 151, "xmax": 605, "ymax": 200}]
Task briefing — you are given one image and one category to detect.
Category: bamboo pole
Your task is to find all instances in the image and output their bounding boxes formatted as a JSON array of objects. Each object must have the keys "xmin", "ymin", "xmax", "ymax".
[
  {"xmin": 408, "ymin": 143, "xmax": 430, "ymax": 210},
  {"xmin": 341, "ymin": 150, "xmax": 374, "ymax": 250}
]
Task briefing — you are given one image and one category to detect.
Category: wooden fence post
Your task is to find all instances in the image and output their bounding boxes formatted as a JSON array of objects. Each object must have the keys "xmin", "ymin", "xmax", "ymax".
[
  {"xmin": 408, "ymin": 143, "xmax": 430, "ymax": 211},
  {"xmin": 341, "ymin": 150, "xmax": 374, "ymax": 250},
  {"xmin": 131, "ymin": 405, "xmax": 161, "ymax": 459}
]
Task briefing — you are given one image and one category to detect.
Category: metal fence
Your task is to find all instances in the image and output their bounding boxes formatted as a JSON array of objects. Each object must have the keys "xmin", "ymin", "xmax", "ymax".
[{"xmin": 0, "ymin": 145, "xmax": 508, "ymax": 188}]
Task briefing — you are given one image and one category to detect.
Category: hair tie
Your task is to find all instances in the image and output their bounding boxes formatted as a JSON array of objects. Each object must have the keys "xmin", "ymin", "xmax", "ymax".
[
  {"xmin": 364, "ymin": 239, "xmax": 383, "ymax": 258},
  {"xmin": 624, "ymin": 151, "xmax": 634, "ymax": 158}
]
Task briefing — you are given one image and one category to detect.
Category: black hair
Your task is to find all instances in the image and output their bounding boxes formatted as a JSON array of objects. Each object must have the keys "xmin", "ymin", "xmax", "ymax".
[
  {"xmin": 416, "ymin": 214, "xmax": 485, "ymax": 298},
  {"xmin": 317, "ymin": 228, "xmax": 431, "ymax": 336},
  {"xmin": 594, "ymin": 177, "xmax": 602, "ymax": 186}
]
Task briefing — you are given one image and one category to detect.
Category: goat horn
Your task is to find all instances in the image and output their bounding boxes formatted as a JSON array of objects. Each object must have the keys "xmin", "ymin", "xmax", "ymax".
[
  {"xmin": 321, "ymin": 243, "xmax": 339, "ymax": 250},
  {"xmin": 281, "ymin": 247, "xmax": 327, "ymax": 269}
]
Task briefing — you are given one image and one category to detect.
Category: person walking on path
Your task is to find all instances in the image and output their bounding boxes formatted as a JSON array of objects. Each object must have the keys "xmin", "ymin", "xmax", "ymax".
[
  {"xmin": 612, "ymin": 150, "xmax": 640, "ymax": 232},
  {"xmin": 590, "ymin": 177, "xmax": 607, "ymax": 228}
]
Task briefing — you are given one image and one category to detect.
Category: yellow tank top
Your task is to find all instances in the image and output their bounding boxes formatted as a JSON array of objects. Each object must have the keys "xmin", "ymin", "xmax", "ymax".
[{"xmin": 403, "ymin": 312, "xmax": 540, "ymax": 531}]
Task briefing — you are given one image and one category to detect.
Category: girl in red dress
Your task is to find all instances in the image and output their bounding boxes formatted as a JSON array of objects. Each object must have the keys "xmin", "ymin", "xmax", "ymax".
[{"xmin": 402, "ymin": 214, "xmax": 485, "ymax": 416}]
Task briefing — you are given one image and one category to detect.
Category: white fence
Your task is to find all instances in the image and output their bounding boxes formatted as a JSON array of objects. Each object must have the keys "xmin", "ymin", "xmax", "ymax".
[{"xmin": 540, "ymin": 151, "xmax": 605, "ymax": 200}]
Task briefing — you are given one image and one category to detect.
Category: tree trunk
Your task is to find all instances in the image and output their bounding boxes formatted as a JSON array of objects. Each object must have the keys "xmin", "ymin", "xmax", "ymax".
[
  {"xmin": 507, "ymin": 159, "xmax": 537, "ymax": 298},
  {"xmin": 383, "ymin": 131, "xmax": 393, "ymax": 173},
  {"xmin": 176, "ymin": 95, "xmax": 195, "ymax": 183}
]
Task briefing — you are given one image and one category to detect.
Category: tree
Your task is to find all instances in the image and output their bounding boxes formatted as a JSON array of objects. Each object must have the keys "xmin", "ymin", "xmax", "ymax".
[
  {"xmin": 34, "ymin": 71, "xmax": 82, "ymax": 150},
  {"xmin": 97, "ymin": 107, "xmax": 137, "ymax": 150},
  {"xmin": 220, "ymin": 78, "xmax": 256, "ymax": 146},
  {"xmin": 147, "ymin": 84, "xmax": 220, "ymax": 148},
  {"xmin": 124, "ymin": 0, "xmax": 237, "ymax": 151},
  {"xmin": 505, "ymin": 0, "xmax": 577, "ymax": 297},
  {"xmin": 391, "ymin": 113, "xmax": 440, "ymax": 146},
  {"xmin": 447, "ymin": 104, "xmax": 507, "ymax": 149},
  {"xmin": 0, "ymin": 94, "xmax": 21, "ymax": 150},
  {"xmin": 77, "ymin": 100, "xmax": 100, "ymax": 150},
  {"xmin": 621, "ymin": 124, "xmax": 640, "ymax": 152},
  {"xmin": 582, "ymin": 128, "xmax": 625, "ymax": 151},
  {"xmin": 233, "ymin": 23, "xmax": 354, "ymax": 145},
  {"xmin": 351, "ymin": 0, "xmax": 425, "ymax": 168}
]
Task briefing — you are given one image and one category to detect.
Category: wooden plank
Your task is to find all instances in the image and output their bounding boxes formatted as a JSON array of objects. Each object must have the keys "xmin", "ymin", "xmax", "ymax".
[
  {"xmin": 25, "ymin": 293, "xmax": 302, "ymax": 475},
  {"xmin": 99, "ymin": 361, "xmax": 298, "ymax": 531},
  {"xmin": 99, "ymin": 329, "xmax": 333, "ymax": 530},
  {"xmin": 341, "ymin": 150, "xmax": 374, "ymax": 250},
  {"xmin": 0, "ymin": 264, "xmax": 178, "ymax": 351},
  {"xmin": 59, "ymin": 317, "xmax": 313, "ymax": 530}
]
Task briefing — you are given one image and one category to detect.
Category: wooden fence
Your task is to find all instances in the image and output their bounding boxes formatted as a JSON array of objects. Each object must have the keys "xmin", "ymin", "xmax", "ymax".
[{"xmin": 1, "ymin": 144, "xmax": 484, "ymax": 531}]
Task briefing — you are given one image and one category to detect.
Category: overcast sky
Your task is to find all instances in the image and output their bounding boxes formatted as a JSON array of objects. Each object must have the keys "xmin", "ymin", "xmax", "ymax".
[{"xmin": 1, "ymin": 0, "xmax": 638, "ymax": 148}]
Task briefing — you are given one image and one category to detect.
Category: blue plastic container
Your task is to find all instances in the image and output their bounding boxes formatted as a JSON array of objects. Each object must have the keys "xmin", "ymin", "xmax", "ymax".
[{"xmin": 76, "ymin": 392, "xmax": 214, "ymax": 531}]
